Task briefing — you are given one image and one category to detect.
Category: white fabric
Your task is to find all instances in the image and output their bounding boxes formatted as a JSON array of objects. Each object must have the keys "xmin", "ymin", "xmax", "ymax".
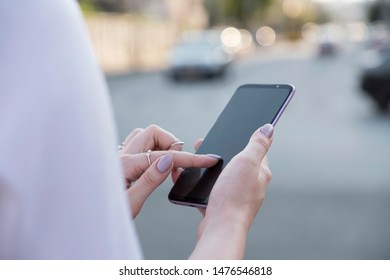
[{"xmin": 0, "ymin": 0, "xmax": 142, "ymax": 259}]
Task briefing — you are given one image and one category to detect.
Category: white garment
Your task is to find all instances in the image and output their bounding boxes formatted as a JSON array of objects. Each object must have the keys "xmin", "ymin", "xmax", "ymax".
[{"xmin": 0, "ymin": 0, "xmax": 142, "ymax": 259}]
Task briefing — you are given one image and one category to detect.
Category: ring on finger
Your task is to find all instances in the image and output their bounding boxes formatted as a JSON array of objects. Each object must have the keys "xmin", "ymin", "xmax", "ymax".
[
  {"xmin": 118, "ymin": 142, "xmax": 125, "ymax": 151},
  {"xmin": 145, "ymin": 149, "xmax": 152, "ymax": 166},
  {"xmin": 170, "ymin": 140, "xmax": 184, "ymax": 148}
]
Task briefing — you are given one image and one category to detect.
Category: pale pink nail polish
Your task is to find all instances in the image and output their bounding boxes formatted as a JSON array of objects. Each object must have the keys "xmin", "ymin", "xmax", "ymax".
[
  {"xmin": 157, "ymin": 154, "xmax": 173, "ymax": 173},
  {"xmin": 206, "ymin": 154, "xmax": 222, "ymax": 160},
  {"xmin": 260, "ymin": 124, "xmax": 274, "ymax": 139}
]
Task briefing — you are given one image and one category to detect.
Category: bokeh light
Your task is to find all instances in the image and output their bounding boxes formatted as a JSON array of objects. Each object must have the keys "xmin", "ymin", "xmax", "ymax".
[
  {"xmin": 282, "ymin": 0, "xmax": 304, "ymax": 18},
  {"xmin": 346, "ymin": 22, "xmax": 368, "ymax": 43},
  {"xmin": 301, "ymin": 22, "xmax": 321, "ymax": 44},
  {"xmin": 256, "ymin": 26, "xmax": 276, "ymax": 47},
  {"xmin": 221, "ymin": 27, "xmax": 241, "ymax": 49},
  {"xmin": 239, "ymin": 29, "xmax": 253, "ymax": 50}
]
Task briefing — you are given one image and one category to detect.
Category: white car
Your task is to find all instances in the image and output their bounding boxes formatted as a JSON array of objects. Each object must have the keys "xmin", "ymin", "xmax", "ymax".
[{"xmin": 167, "ymin": 30, "xmax": 232, "ymax": 80}]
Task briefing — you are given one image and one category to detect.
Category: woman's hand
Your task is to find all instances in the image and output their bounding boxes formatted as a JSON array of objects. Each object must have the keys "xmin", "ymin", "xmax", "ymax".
[
  {"xmin": 119, "ymin": 125, "xmax": 219, "ymax": 219},
  {"xmin": 190, "ymin": 124, "xmax": 274, "ymax": 259}
]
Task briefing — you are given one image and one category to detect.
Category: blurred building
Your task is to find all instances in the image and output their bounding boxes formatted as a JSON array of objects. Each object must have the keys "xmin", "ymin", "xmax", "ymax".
[
  {"xmin": 83, "ymin": 0, "xmax": 209, "ymax": 73},
  {"xmin": 126, "ymin": 0, "xmax": 208, "ymax": 29},
  {"xmin": 166, "ymin": 0, "xmax": 209, "ymax": 29},
  {"xmin": 313, "ymin": 0, "xmax": 367, "ymax": 23}
]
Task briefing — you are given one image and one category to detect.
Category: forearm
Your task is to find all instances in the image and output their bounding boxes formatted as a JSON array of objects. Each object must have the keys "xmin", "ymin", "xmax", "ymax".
[{"xmin": 189, "ymin": 216, "xmax": 248, "ymax": 260}]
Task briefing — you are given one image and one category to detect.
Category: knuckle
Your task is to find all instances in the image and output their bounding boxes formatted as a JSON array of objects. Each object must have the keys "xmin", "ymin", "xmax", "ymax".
[
  {"xmin": 259, "ymin": 163, "xmax": 272, "ymax": 190},
  {"xmin": 125, "ymin": 128, "xmax": 143, "ymax": 142},
  {"xmin": 191, "ymin": 154, "xmax": 202, "ymax": 166},
  {"xmin": 140, "ymin": 170, "xmax": 157, "ymax": 190},
  {"xmin": 233, "ymin": 152, "xmax": 257, "ymax": 167},
  {"xmin": 120, "ymin": 154, "xmax": 143, "ymax": 180},
  {"xmin": 264, "ymin": 166, "xmax": 272, "ymax": 184},
  {"xmin": 119, "ymin": 154, "xmax": 127, "ymax": 162},
  {"xmin": 119, "ymin": 154, "xmax": 132, "ymax": 167},
  {"xmin": 254, "ymin": 136, "xmax": 270, "ymax": 154},
  {"xmin": 258, "ymin": 189, "xmax": 266, "ymax": 201},
  {"xmin": 146, "ymin": 124, "xmax": 160, "ymax": 133}
]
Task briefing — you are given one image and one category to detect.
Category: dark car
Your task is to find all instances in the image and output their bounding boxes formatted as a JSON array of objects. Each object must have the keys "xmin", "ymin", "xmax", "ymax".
[
  {"xmin": 361, "ymin": 57, "xmax": 390, "ymax": 111},
  {"xmin": 318, "ymin": 40, "xmax": 337, "ymax": 56}
]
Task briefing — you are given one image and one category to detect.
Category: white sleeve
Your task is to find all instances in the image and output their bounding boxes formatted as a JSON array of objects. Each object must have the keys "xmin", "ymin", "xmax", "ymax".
[{"xmin": 0, "ymin": 0, "xmax": 143, "ymax": 259}]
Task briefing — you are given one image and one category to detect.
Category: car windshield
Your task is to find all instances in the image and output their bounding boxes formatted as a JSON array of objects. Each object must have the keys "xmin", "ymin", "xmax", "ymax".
[{"xmin": 177, "ymin": 31, "xmax": 221, "ymax": 46}]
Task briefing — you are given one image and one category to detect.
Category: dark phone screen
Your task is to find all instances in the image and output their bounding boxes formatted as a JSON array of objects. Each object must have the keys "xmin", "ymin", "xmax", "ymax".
[{"xmin": 168, "ymin": 84, "xmax": 294, "ymax": 206}]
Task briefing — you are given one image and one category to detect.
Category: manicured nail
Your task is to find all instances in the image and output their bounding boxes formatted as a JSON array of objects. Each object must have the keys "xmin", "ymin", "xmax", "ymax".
[
  {"xmin": 157, "ymin": 154, "xmax": 173, "ymax": 173},
  {"xmin": 260, "ymin": 124, "xmax": 274, "ymax": 139},
  {"xmin": 206, "ymin": 154, "xmax": 222, "ymax": 160}
]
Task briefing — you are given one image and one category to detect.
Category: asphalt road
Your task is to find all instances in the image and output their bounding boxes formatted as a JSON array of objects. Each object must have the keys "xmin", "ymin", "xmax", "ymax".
[{"xmin": 107, "ymin": 42, "xmax": 390, "ymax": 259}]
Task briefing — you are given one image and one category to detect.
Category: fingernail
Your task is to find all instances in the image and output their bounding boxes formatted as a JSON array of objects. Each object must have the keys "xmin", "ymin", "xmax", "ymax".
[
  {"xmin": 157, "ymin": 154, "xmax": 173, "ymax": 173},
  {"xmin": 259, "ymin": 124, "xmax": 274, "ymax": 139},
  {"xmin": 206, "ymin": 154, "xmax": 222, "ymax": 160}
]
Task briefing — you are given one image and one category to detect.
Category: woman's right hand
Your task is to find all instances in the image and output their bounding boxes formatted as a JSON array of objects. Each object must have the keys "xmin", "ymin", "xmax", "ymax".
[
  {"xmin": 119, "ymin": 125, "xmax": 220, "ymax": 219},
  {"xmin": 190, "ymin": 124, "xmax": 274, "ymax": 259}
]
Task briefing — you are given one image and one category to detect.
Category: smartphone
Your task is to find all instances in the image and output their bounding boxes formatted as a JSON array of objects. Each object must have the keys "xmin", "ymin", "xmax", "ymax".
[{"xmin": 168, "ymin": 84, "xmax": 295, "ymax": 207}]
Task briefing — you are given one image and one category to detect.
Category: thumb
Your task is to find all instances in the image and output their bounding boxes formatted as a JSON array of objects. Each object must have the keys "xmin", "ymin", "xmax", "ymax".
[
  {"xmin": 242, "ymin": 124, "xmax": 274, "ymax": 165},
  {"xmin": 128, "ymin": 154, "xmax": 173, "ymax": 218}
]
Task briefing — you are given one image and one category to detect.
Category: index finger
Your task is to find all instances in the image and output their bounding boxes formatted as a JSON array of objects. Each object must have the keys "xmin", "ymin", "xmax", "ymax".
[{"xmin": 120, "ymin": 151, "xmax": 220, "ymax": 181}]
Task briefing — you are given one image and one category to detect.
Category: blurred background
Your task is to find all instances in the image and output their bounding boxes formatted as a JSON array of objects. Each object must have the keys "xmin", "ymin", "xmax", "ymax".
[{"xmin": 79, "ymin": 0, "xmax": 390, "ymax": 259}]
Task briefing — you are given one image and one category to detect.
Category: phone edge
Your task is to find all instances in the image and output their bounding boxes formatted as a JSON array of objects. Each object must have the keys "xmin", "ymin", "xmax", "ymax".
[{"xmin": 271, "ymin": 84, "xmax": 296, "ymax": 127}]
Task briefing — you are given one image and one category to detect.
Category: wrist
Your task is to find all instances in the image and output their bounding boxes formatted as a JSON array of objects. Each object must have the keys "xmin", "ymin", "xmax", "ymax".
[
  {"xmin": 204, "ymin": 209, "xmax": 249, "ymax": 233},
  {"xmin": 190, "ymin": 209, "xmax": 249, "ymax": 259},
  {"xmin": 191, "ymin": 221, "xmax": 248, "ymax": 259},
  {"xmin": 203, "ymin": 200, "xmax": 256, "ymax": 234}
]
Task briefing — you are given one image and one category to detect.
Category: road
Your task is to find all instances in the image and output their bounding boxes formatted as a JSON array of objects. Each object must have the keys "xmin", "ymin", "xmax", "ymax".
[{"xmin": 107, "ymin": 42, "xmax": 390, "ymax": 259}]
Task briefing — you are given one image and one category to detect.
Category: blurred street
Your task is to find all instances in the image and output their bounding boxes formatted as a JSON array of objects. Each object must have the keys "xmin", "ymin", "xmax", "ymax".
[{"xmin": 108, "ymin": 42, "xmax": 390, "ymax": 259}]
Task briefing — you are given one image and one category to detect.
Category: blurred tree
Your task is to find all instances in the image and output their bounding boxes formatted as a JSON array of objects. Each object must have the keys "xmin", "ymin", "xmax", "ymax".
[
  {"xmin": 204, "ymin": 0, "xmax": 275, "ymax": 27},
  {"xmin": 78, "ymin": 0, "xmax": 130, "ymax": 12},
  {"xmin": 78, "ymin": 0, "xmax": 98, "ymax": 12}
]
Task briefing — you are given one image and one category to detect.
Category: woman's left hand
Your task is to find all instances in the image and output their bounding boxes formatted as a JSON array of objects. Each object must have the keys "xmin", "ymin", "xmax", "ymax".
[{"xmin": 119, "ymin": 125, "xmax": 219, "ymax": 219}]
